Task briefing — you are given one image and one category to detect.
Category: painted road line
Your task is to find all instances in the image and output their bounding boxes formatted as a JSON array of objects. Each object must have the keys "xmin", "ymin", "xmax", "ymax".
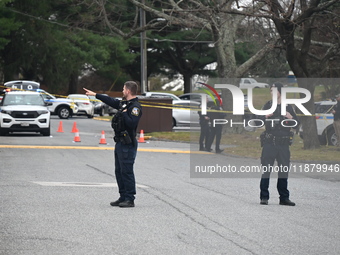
[
  {"xmin": 33, "ymin": 181, "xmax": 149, "ymax": 188},
  {"xmin": 0, "ymin": 145, "xmax": 210, "ymax": 154}
]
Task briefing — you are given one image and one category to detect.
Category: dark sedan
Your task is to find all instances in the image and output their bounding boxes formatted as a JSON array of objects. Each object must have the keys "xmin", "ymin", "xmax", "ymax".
[{"xmin": 88, "ymin": 95, "xmax": 109, "ymax": 116}]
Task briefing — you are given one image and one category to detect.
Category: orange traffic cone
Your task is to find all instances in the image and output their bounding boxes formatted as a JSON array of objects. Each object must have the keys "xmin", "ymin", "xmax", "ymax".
[
  {"xmin": 99, "ymin": 130, "xmax": 107, "ymax": 144},
  {"xmin": 57, "ymin": 121, "xmax": 64, "ymax": 133},
  {"xmin": 138, "ymin": 130, "xmax": 145, "ymax": 143},
  {"xmin": 71, "ymin": 122, "xmax": 77, "ymax": 133},
  {"xmin": 74, "ymin": 128, "xmax": 81, "ymax": 142}
]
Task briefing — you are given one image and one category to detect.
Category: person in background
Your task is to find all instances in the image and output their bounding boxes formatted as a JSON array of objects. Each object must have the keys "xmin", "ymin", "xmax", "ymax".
[
  {"xmin": 331, "ymin": 93, "xmax": 340, "ymax": 146},
  {"xmin": 198, "ymin": 105, "xmax": 210, "ymax": 151},
  {"xmin": 206, "ymin": 101, "xmax": 225, "ymax": 153},
  {"xmin": 258, "ymin": 82, "xmax": 299, "ymax": 206}
]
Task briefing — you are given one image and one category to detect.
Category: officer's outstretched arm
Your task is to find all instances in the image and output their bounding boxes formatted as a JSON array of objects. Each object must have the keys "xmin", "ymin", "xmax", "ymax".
[{"xmin": 96, "ymin": 93, "xmax": 120, "ymax": 109}]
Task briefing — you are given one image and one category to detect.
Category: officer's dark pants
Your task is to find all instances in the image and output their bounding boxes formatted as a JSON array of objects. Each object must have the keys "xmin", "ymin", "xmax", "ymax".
[
  {"xmin": 114, "ymin": 140, "xmax": 138, "ymax": 201},
  {"xmin": 206, "ymin": 125, "xmax": 222, "ymax": 150},
  {"xmin": 199, "ymin": 122, "xmax": 210, "ymax": 149},
  {"xmin": 260, "ymin": 142, "xmax": 290, "ymax": 202}
]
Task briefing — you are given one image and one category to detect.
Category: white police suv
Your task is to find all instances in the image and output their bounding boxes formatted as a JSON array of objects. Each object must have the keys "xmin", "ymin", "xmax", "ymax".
[
  {"xmin": 0, "ymin": 90, "xmax": 52, "ymax": 136},
  {"xmin": 37, "ymin": 89, "xmax": 78, "ymax": 119},
  {"xmin": 4, "ymin": 80, "xmax": 78, "ymax": 119},
  {"xmin": 300, "ymin": 100, "xmax": 337, "ymax": 146}
]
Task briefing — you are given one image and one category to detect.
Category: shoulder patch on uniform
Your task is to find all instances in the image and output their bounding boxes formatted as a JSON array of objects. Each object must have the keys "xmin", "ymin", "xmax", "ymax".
[{"xmin": 131, "ymin": 107, "xmax": 140, "ymax": 116}]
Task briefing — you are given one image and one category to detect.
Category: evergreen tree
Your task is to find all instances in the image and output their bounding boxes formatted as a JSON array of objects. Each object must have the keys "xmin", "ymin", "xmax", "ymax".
[{"xmin": 0, "ymin": 0, "xmax": 135, "ymax": 93}]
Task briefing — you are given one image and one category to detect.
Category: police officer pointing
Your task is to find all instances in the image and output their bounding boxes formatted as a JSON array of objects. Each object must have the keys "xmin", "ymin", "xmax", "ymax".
[
  {"xmin": 258, "ymin": 82, "xmax": 299, "ymax": 206},
  {"xmin": 84, "ymin": 81, "xmax": 142, "ymax": 208}
]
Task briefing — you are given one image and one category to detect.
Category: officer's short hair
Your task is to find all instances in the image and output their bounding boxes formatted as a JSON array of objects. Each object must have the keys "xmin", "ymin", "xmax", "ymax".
[
  {"xmin": 124, "ymin": 81, "xmax": 138, "ymax": 95},
  {"xmin": 271, "ymin": 82, "xmax": 284, "ymax": 94}
]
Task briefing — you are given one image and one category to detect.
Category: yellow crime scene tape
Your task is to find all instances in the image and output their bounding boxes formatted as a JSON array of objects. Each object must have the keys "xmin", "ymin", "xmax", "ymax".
[
  {"xmin": 0, "ymin": 85, "xmax": 225, "ymax": 113},
  {"xmin": 0, "ymin": 84, "xmax": 319, "ymax": 116}
]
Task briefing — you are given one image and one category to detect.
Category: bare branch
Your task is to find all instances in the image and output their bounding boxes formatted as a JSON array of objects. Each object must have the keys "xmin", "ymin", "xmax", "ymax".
[
  {"xmin": 128, "ymin": 0, "xmax": 212, "ymax": 30},
  {"xmin": 295, "ymin": 36, "xmax": 336, "ymax": 47},
  {"xmin": 294, "ymin": 0, "xmax": 339, "ymax": 26},
  {"xmin": 235, "ymin": 41, "xmax": 276, "ymax": 77},
  {"xmin": 285, "ymin": 0, "xmax": 296, "ymax": 20},
  {"xmin": 97, "ymin": 0, "xmax": 127, "ymax": 37}
]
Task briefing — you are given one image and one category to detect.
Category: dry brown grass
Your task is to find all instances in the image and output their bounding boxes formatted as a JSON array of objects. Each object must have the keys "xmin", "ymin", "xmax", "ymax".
[{"xmin": 149, "ymin": 129, "xmax": 339, "ymax": 162}]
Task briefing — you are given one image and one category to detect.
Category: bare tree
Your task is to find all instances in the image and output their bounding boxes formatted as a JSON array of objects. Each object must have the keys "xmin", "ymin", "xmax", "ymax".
[
  {"xmin": 247, "ymin": 0, "xmax": 340, "ymax": 149},
  {"xmin": 94, "ymin": 0, "xmax": 339, "ymax": 146},
  {"xmin": 94, "ymin": 0, "xmax": 276, "ymax": 133}
]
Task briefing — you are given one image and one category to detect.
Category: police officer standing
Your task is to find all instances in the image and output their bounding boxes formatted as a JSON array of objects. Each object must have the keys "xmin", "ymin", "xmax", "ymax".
[
  {"xmin": 258, "ymin": 83, "xmax": 299, "ymax": 206},
  {"xmin": 206, "ymin": 101, "xmax": 225, "ymax": 153},
  {"xmin": 84, "ymin": 81, "xmax": 142, "ymax": 208},
  {"xmin": 198, "ymin": 106, "xmax": 210, "ymax": 151},
  {"xmin": 331, "ymin": 94, "xmax": 340, "ymax": 146}
]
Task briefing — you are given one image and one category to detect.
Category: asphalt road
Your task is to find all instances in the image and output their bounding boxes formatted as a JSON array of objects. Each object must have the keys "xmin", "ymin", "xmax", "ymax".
[{"xmin": 1, "ymin": 116, "xmax": 340, "ymax": 255}]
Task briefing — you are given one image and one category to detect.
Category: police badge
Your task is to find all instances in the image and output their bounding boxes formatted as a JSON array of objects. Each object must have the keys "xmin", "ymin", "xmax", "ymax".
[{"xmin": 131, "ymin": 107, "xmax": 140, "ymax": 116}]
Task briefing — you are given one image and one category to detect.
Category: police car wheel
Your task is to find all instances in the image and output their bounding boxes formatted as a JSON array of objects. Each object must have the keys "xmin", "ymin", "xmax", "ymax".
[
  {"xmin": 172, "ymin": 118, "xmax": 176, "ymax": 127},
  {"xmin": 99, "ymin": 107, "xmax": 104, "ymax": 116},
  {"xmin": 0, "ymin": 127, "xmax": 9, "ymax": 136},
  {"xmin": 58, "ymin": 107, "xmax": 70, "ymax": 119},
  {"xmin": 41, "ymin": 126, "xmax": 51, "ymax": 136},
  {"xmin": 327, "ymin": 127, "xmax": 337, "ymax": 146}
]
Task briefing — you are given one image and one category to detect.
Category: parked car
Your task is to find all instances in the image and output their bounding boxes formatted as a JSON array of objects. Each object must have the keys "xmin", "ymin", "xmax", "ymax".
[
  {"xmin": 299, "ymin": 100, "xmax": 337, "ymax": 145},
  {"xmin": 88, "ymin": 95, "xmax": 109, "ymax": 116},
  {"xmin": 178, "ymin": 93, "xmax": 215, "ymax": 103},
  {"xmin": 0, "ymin": 90, "xmax": 52, "ymax": 136},
  {"xmin": 37, "ymin": 89, "xmax": 78, "ymax": 119},
  {"xmin": 67, "ymin": 94, "xmax": 94, "ymax": 118},
  {"xmin": 144, "ymin": 92, "xmax": 181, "ymax": 101},
  {"xmin": 239, "ymin": 78, "xmax": 269, "ymax": 89},
  {"xmin": 4, "ymin": 80, "xmax": 78, "ymax": 119},
  {"xmin": 172, "ymin": 100, "xmax": 200, "ymax": 127}
]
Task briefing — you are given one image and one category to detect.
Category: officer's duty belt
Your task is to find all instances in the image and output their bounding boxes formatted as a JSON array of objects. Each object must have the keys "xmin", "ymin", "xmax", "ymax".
[{"xmin": 260, "ymin": 132, "xmax": 293, "ymax": 146}]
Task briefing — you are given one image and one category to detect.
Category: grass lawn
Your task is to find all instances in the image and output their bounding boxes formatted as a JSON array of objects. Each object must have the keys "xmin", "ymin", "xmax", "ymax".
[{"xmin": 148, "ymin": 129, "xmax": 339, "ymax": 162}]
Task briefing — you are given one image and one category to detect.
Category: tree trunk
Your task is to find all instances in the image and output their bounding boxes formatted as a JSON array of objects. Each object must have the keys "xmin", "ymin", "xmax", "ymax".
[
  {"xmin": 183, "ymin": 73, "xmax": 191, "ymax": 94},
  {"xmin": 271, "ymin": 4, "xmax": 321, "ymax": 150},
  {"xmin": 295, "ymin": 79, "xmax": 320, "ymax": 149},
  {"xmin": 68, "ymin": 72, "xmax": 79, "ymax": 94},
  {"xmin": 212, "ymin": 16, "xmax": 245, "ymax": 133}
]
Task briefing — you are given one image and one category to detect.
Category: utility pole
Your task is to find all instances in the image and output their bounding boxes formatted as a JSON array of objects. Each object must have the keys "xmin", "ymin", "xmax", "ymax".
[{"xmin": 140, "ymin": 0, "xmax": 147, "ymax": 94}]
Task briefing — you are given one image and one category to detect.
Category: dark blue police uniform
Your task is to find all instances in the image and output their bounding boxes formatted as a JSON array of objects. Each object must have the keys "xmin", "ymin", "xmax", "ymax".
[
  {"xmin": 95, "ymin": 94, "xmax": 142, "ymax": 203},
  {"xmin": 259, "ymin": 100, "xmax": 299, "ymax": 205},
  {"xmin": 206, "ymin": 104, "xmax": 226, "ymax": 153},
  {"xmin": 198, "ymin": 110, "xmax": 210, "ymax": 151}
]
